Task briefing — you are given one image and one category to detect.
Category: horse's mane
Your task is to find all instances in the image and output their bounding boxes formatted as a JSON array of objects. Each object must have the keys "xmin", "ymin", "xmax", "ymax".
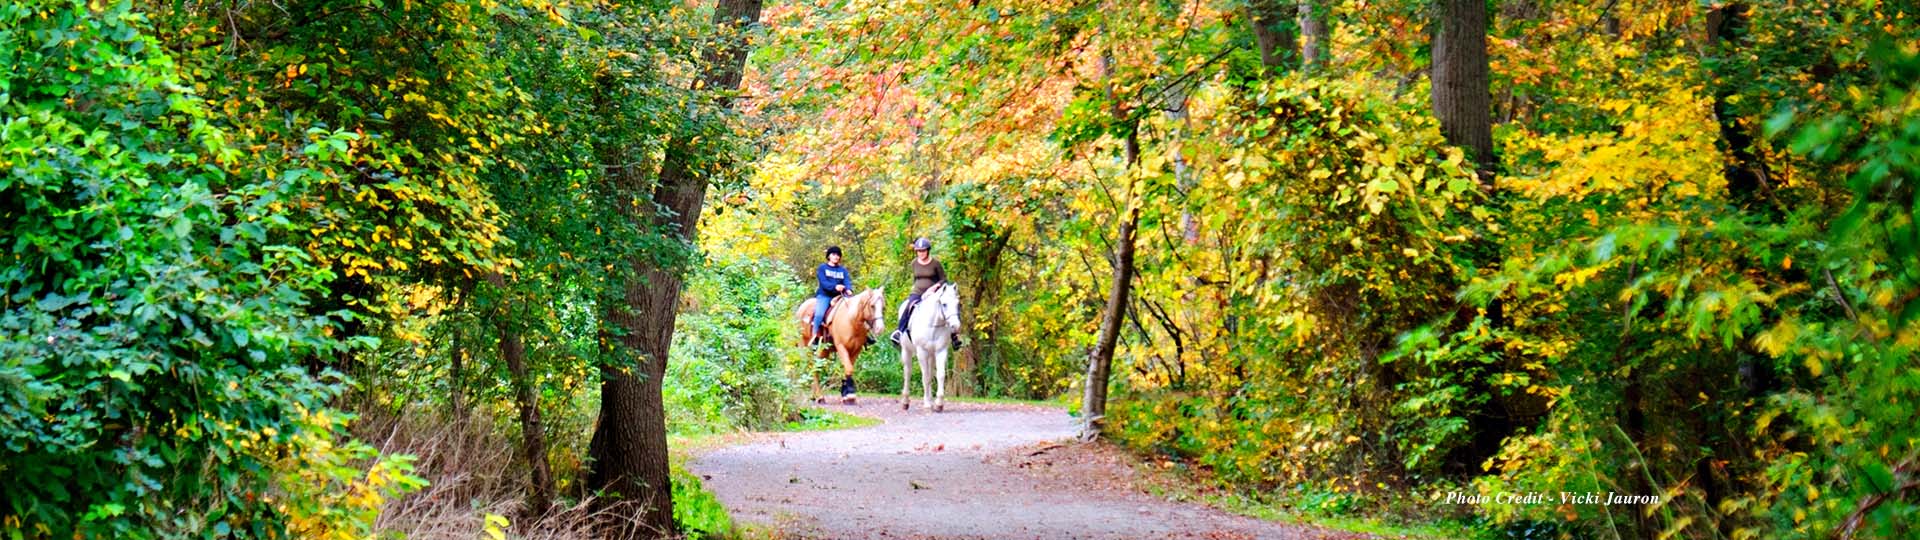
[{"xmin": 849, "ymin": 288, "xmax": 882, "ymax": 322}]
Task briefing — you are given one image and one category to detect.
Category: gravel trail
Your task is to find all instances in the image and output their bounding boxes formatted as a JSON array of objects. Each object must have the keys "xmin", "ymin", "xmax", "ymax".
[{"xmin": 689, "ymin": 400, "xmax": 1360, "ymax": 540}]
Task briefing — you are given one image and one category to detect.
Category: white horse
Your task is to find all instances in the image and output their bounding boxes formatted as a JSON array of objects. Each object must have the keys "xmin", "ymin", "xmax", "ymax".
[{"xmin": 898, "ymin": 282, "xmax": 962, "ymax": 412}]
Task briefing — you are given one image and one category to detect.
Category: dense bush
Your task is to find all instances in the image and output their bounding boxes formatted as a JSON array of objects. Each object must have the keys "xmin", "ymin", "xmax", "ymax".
[
  {"xmin": 1, "ymin": 1, "xmax": 419, "ymax": 535},
  {"xmin": 665, "ymin": 255, "xmax": 808, "ymax": 434},
  {"xmin": 3, "ymin": 0, "xmax": 751, "ymax": 535}
]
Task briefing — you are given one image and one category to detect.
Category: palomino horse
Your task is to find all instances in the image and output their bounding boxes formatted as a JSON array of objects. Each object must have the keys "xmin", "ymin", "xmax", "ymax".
[
  {"xmin": 898, "ymin": 282, "xmax": 961, "ymax": 411},
  {"xmin": 793, "ymin": 288, "xmax": 886, "ymax": 404}
]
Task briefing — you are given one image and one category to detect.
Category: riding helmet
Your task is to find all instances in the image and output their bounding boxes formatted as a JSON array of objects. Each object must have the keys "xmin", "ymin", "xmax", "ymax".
[
  {"xmin": 825, "ymin": 246, "xmax": 842, "ymax": 257},
  {"xmin": 911, "ymin": 237, "xmax": 932, "ymax": 251}
]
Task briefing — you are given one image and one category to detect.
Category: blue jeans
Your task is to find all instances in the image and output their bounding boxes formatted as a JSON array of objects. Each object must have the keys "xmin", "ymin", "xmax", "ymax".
[{"xmin": 813, "ymin": 292, "xmax": 833, "ymax": 334}]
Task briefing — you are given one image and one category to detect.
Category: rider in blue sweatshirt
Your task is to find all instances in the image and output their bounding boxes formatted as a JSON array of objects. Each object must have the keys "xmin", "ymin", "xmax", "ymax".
[{"xmin": 812, "ymin": 246, "xmax": 854, "ymax": 344}]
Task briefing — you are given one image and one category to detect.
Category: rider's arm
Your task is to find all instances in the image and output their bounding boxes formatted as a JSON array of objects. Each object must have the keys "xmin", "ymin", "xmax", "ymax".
[{"xmin": 932, "ymin": 260, "xmax": 947, "ymax": 285}]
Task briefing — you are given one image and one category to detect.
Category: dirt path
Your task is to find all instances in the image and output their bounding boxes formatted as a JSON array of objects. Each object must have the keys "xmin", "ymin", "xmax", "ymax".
[{"xmin": 689, "ymin": 400, "xmax": 1358, "ymax": 540}]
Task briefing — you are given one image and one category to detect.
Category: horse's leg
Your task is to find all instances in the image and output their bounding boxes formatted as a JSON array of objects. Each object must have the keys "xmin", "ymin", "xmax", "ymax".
[
  {"xmin": 810, "ymin": 349, "xmax": 824, "ymax": 404},
  {"xmin": 899, "ymin": 340, "xmax": 913, "ymax": 410},
  {"xmin": 933, "ymin": 343, "xmax": 949, "ymax": 412},
  {"xmin": 920, "ymin": 345, "xmax": 935, "ymax": 409},
  {"xmin": 838, "ymin": 344, "xmax": 857, "ymax": 404}
]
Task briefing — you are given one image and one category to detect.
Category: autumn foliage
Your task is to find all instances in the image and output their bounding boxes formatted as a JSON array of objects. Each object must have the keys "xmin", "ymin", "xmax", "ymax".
[
  {"xmin": 728, "ymin": 1, "xmax": 1920, "ymax": 538},
  {"xmin": 6, "ymin": 0, "xmax": 1918, "ymax": 538}
]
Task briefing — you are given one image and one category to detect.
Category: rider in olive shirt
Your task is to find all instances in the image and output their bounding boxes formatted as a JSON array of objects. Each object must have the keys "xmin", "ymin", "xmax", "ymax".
[{"xmin": 890, "ymin": 237, "xmax": 947, "ymax": 344}]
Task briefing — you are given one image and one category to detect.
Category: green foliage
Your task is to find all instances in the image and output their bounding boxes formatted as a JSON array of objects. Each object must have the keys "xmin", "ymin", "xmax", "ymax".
[
  {"xmin": 0, "ymin": 0, "xmax": 424, "ymax": 535},
  {"xmin": 671, "ymin": 464, "xmax": 733, "ymax": 540},
  {"xmin": 778, "ymin": 407, "xmax": 880, "ymax": 432},
  {"xmin": 4, "ymin": 0, "xmax": 750, "ymax": 535},
  {"xmin": 1101, "ymin": 76, "xmax": 1484, "ymax": 491},
  {"xmin": 666, "ymin": 254, "xmax": 806, "ymax": 435}
]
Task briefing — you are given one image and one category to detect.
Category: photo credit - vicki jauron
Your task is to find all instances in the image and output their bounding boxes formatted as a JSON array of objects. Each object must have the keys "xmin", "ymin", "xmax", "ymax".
[{"xmin": 1442, "ymin": 492, "xmax": 1664, "ymax": 506}]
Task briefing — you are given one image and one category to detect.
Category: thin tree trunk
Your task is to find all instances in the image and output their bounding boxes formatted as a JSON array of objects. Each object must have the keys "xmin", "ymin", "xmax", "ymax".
[
  {"xmin": 1248, "ymin": 0, "xmax": 1300, "ymax": 72},
  {"xmin": 956, "ymin": 232, "xmax": 1011, "ymax": 397},
  {"xmin": 1081, "ymin": 129, "xmax": 1140, "ymax": 440},
  {"xmin": 486, "ymin": 273, "xmax": 553, "ymax": 516},
  {"xmin": 1298, "ymin": 0, "xmax": 1331, "ymax": 68},
  {"xmin": 588, "ymin": 1, "xmax": 763, "ymax": 537},
  {"xmin": 1431, "ymin": 0, "xmax": 1495, "ymax": 180},
  {"xmin": 503, "ymin": 333, "xmax": 553, "ymax": 518},
  {"xmin": 1707, "ymin": 2, "xmax": 1772, "ymax": 208},
  {"xmin": 449, "ymin": 327, "xmax": 468, "ymax": 428}
]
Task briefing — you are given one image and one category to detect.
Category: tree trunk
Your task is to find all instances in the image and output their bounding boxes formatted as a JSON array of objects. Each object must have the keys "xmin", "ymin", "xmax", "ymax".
[
  {"xmin": 502, "ymin": 330, "xmax": 553, "ymax": 517},
  {"xmin": 1248, "ymin": 0, "xmax": 1299, "ymax": 72},
  {"xmin": 1298, "ymin": 0, "xmax": 1331, "ymax": 69},
  {"xmin": 485, "ymin": 273, "xmax": 553, "ymax": 516},
  {"xmin": 955, "ymin": 231, "xmax": 1011, "ymax": 397},
  {"xmin": 1431, "ymin": 0, "xmax": 1495, "ymax": 180},
  {"xmin": 1431, "ymin": 0, "xmax": 1515, "ymax": 477},
  {"xmin": 449, "ymin": 327, "xmax": 468, "ymax": 428},
  {"xmin": 1080, "ymin": 129, "xmax": 1140, "ymax": 440},
  {"xmin": 1707, "ymin": 2, "xmax": 1772, "ymax": 208},
  {"xmin": 588, "ymin": 1, "xmax": 763, "ymax": 537}
]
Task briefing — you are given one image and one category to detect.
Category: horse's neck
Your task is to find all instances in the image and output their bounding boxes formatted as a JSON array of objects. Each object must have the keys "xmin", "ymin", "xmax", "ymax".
[
  {"xmin": 833, "ymin": 291, "xmax": 869, "ymax": 326},
  {"xmin": 910, "ymin": 293, "xmax": 951, "ymax": 334},
  {"xmin": 834, "ymin": 293, "xmax": 870, "ymax": 339},
  {"xmin": 847, "ymin": 291, "xmax": 869, "ymax": 316}
]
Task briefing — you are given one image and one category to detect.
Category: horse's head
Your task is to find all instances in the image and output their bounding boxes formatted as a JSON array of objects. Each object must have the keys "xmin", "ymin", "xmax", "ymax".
[{"xmin": 931, "ymin": 282, "xmax": 961, "ymax": 330}]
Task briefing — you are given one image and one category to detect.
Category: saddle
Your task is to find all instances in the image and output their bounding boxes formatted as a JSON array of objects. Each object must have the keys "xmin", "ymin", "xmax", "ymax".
[{"xmin": 812, "ymin": 295, "xmax": 853, "ymax": 345}]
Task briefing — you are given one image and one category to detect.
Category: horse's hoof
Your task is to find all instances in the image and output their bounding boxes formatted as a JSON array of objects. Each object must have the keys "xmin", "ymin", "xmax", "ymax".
[
  {"xmin": 934, "ymin": 403, "xmax": 945, "ymax": 413},
  {"xmin": 901, "ymin": 402, "xmax": 910, "ymax": 411},
  {"xmin": 842, "ymin": 396, "xmax": 857, "ymax": 405}
]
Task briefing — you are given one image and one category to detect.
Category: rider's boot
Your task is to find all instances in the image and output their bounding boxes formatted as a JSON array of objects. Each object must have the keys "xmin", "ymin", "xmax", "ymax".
[{"xmin": 811, "ymin": 324, "xmax": 829, "ymax": 353}]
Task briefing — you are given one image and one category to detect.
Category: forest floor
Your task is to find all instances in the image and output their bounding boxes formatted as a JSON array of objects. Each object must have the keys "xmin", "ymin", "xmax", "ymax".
[{"xmin": 688, "ymin": 399, "xmax": 1373, "ymax": 540}]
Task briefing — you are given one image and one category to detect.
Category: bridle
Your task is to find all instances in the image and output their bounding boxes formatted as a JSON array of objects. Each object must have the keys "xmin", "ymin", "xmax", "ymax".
[{"xmin": 858, "ymin": 290, "xmax": 881, "ymax": 333}]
